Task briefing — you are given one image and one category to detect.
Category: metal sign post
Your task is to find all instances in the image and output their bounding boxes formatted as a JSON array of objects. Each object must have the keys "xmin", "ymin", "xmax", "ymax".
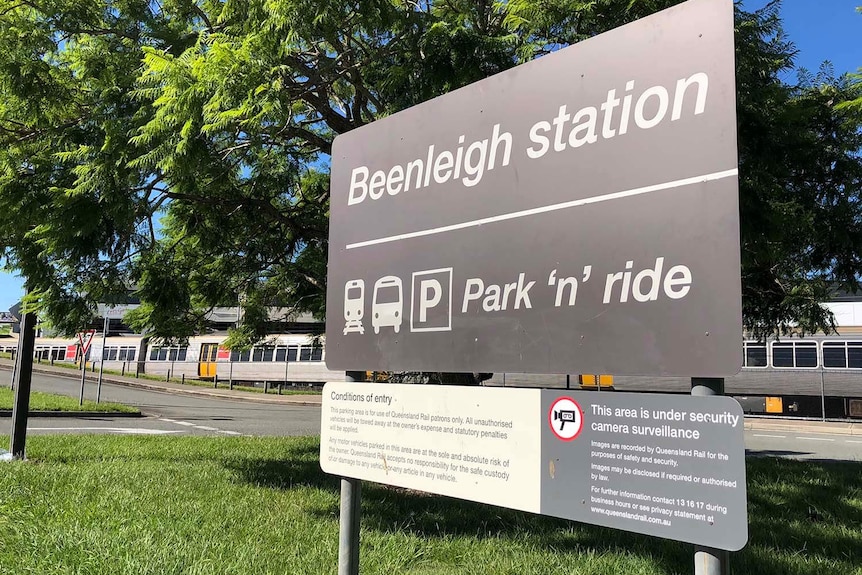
[
  {"xmin": 338, "ymin": 370, "xmax": 366, "ymax": 575},
  {"xmin": 8, "ymin": 310, "xmax": 37, "ymax": 459},
  {"xmin": 96, "ymin": 316, "xmax": 108, "ymax": 403},
  {"xmin": 691, "ymin": 377, "xmax": 730, "ymax": 575}
]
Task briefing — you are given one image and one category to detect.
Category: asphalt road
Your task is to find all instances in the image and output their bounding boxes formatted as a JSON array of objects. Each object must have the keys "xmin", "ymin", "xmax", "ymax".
[
  {"xmin": 746, "ymin": 431, "xmax": 862, "ymax": 462},
  {"xmin": 3, "ymin": 371, "xmax": 862, "ymax": 461},
  {"xmin": 11, "ymin": 371, "xmax": 321, "ymax": 437}
]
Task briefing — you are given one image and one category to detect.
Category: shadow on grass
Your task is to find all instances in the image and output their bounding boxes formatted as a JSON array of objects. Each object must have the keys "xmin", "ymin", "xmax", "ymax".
[
  {"xmin": 229, "ymin": 442, "xmax": 862, "ymax": 575},
  {"xmin": 226, "ymin": 442, "xmax": 341, "ymax": 493},
  {"xmin": 31, "ymin": 435, "xmax": 854, "ymax": 574},
  {"xmin": 740, "ymin": 457, "xmax": 862, "ymax": 573}
]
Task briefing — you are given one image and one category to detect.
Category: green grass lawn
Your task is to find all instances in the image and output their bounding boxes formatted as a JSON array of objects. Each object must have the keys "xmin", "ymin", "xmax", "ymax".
[
  {"xmin": 0, "ymin": 388, "xmax": 139, "ymax": 413},
  {"xmin": 0, "ymin": 436, "xmax": 859, "ymax": 575}
]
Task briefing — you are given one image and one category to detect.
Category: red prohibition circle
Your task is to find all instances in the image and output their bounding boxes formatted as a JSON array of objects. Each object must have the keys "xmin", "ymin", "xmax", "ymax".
[{"xmin": 548, "ymin": 396, "xmax": 584, "ymax": 441}]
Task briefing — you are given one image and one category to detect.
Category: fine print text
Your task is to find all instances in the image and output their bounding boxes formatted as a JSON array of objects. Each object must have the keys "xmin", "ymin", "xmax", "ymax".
[
  {"xmin": 326, "ymin": 390, "xmax": 515, "ymax": 483},
  {"xmin": 586, "ymin": 403, "xmax": 741, "ymax": 528}
]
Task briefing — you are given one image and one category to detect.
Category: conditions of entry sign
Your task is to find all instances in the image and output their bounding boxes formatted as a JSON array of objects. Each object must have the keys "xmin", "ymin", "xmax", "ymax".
[{"xmin": 325, "ymin": 0, "xmax": 742, "ymax": 376}]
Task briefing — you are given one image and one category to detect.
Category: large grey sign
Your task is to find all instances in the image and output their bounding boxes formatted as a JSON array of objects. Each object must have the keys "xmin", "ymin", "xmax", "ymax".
[
  {"xmin": 320, "ymin": 383, "xmax": 748, "ymax": 551},
  {"xmin": 325, "ymin": 0, "xmax": 741, "ymax": 376}
]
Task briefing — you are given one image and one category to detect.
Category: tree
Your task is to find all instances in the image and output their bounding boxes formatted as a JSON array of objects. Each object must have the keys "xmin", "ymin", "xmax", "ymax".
[
  {"xmin": 1, "ymin": 0, "xmax": 861, "ymax": 349},
  {"xmin": 735, "ymin": 2, "xmax": 862, "ymax": 337}
]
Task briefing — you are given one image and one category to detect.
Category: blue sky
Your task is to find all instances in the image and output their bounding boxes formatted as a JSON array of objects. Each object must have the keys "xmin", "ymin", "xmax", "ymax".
[{"xmin": 0, "ymin": 0, "xmax": 860, "ymax": 311}]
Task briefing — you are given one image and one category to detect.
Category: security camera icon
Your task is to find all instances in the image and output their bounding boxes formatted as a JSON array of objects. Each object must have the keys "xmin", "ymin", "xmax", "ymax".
[
  {"xmin": 553, "ymin": 409, "xmax": 577, "ymax": 431},
  {"xmin": 548, "ymin": 397, "xmax": 583, "ymax": 440}
]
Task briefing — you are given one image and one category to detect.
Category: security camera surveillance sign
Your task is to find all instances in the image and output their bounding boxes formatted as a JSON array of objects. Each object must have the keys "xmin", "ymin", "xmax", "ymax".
[{"xmin": 326, "ymin": 0, "xmax": 742, "ymax": 376}]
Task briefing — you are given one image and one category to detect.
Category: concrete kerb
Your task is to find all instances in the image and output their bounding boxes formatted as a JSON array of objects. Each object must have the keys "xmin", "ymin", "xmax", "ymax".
[
  {"xmin": 0, "ymin": 361, "xmax": 323, "ymax": 407},
  {"xmin": 744, "ymin": 417, "xmax": 862, "ymax": 436},
  {"xmin": 0, "ymin": 410, "xmax": 143, "ymax": 418}
]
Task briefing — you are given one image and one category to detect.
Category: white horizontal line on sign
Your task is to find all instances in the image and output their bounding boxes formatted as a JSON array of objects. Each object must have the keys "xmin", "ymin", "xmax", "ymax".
[{"xmin": 345, "ymin": 168, "xmax": 739, "ymax": 250}]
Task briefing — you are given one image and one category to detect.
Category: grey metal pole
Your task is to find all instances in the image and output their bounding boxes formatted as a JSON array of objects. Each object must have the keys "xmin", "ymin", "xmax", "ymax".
[
  {"xmin": 691, "ymin": 377, "xmax": 730, "ymax": 575},
  {"xmin": 9, "ymin": 348, "xmax": 17, "ymax": 390},
  {"xmin": 96, "ymin": 316, "xmax": 108, "ymax": 404},
  {"xmin": 819, "ymin": 364, "xmax": 826, "ymax": 422},
  {"xmin": 339, "ymin": 370, "xmax": 366, "ymax": 575},
  {"xmin": 694, "ymin": 547, "xmax": 730, "ymax": 575},
  {"xmin": 9, "ymin": 311, "xmax": 37, "ymax": 459}
]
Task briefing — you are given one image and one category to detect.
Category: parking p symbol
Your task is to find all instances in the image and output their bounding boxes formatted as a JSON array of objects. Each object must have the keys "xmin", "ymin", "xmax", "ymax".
[
  {"xmin": 419, "ymin": 280, "xmax": 441, "ymax": 322},
  {"xmin": 411, "ymin": 268, "xmax": 452, "ymax": 332}
]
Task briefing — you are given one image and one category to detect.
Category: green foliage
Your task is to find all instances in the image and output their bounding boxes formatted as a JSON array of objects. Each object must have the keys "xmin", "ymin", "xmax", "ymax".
[
  {"xmin": 736, "ymin": 2, "xmax": 862, "ymax": 337},
  {"xmin": 0, "ymin": 0, "xmax": 861, "ymax": 345}
]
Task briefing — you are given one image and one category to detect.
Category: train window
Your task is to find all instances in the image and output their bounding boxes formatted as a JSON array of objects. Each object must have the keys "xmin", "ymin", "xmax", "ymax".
[
  {"xmin": 849, "ymin": 343, "xmax": 862, "ymax": 368},
  {"xmin": 118, "ymin": 348, "xmax": 136, "ymax": 361},
  {"xmin": 822, "ymin": 341, "xmax": 862, "ymax": 369},
  {"xmin": 288, "ymin": 345, "xmax": 298, "ymax": 361},
  {"xmin": 275, "ymin": 346, "xmax": 287, "ymax": 361},
  {"xmin": 104, "ymin": 347, "xmax": 136, "ymax": 361},
  {"xmin": 796, "ymin": 344, "xmax": 817, "ymax": 367},
  {"xmin": 252, "ymin": 346, "xmax": 275, "ymax": 362},
  {"xmin": 743, "ymin": 342, "xmax": 767, "ymax": 367},
  {"xmin": 149, "ymin": 346, "xmax": 188, "ymax": 361},
  {"xmin": 772, "ymin": 343, "xmax": 793, "ymax": 367},
  {"xmin": 771, "ymin": 341, "xmax": 818, "ymax": 368},
  {"xmin": 230, "ymin": 349, "xmax": 252, "ymax": 362},
  {"xmin": 823, "ymin": 342, "xmax": 847, "ymax": 368},
  {"xmin": 298, "ymin": 346, "xmax": 323, "ymax": 361}
]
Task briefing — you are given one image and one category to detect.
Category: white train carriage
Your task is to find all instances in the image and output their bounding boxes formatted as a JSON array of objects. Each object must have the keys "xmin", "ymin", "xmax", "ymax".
[
  {"xmin": 3, "ymin": 333, "xmax": 345, "ymax": 385},
  {"xmin": 102, "ymin": 334, "xmax": 345, "ymax": 384}
]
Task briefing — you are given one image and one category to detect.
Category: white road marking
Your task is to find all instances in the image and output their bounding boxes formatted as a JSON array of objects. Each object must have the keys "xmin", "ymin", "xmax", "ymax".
[
  {"xmin": 846, "ymin": 440, "xmax": 862, "ymax": 444},
  {"xmin": 29, "ymin": 427, "xmax": 182, "ymax": 435},
  {"xmin": 752, "ymin": 434, "xmax": 786, "ymax": 438},
  {"xmin": 158, "ymin": 418, "xmax": 240, "ymax": 436},
  {"xmin": 346, "ymin": 169, "xmax": 739, "ymax": 250},
  {"xmin": 797, "ymin": 436, "xmax": 834, "ymax": 442}
]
